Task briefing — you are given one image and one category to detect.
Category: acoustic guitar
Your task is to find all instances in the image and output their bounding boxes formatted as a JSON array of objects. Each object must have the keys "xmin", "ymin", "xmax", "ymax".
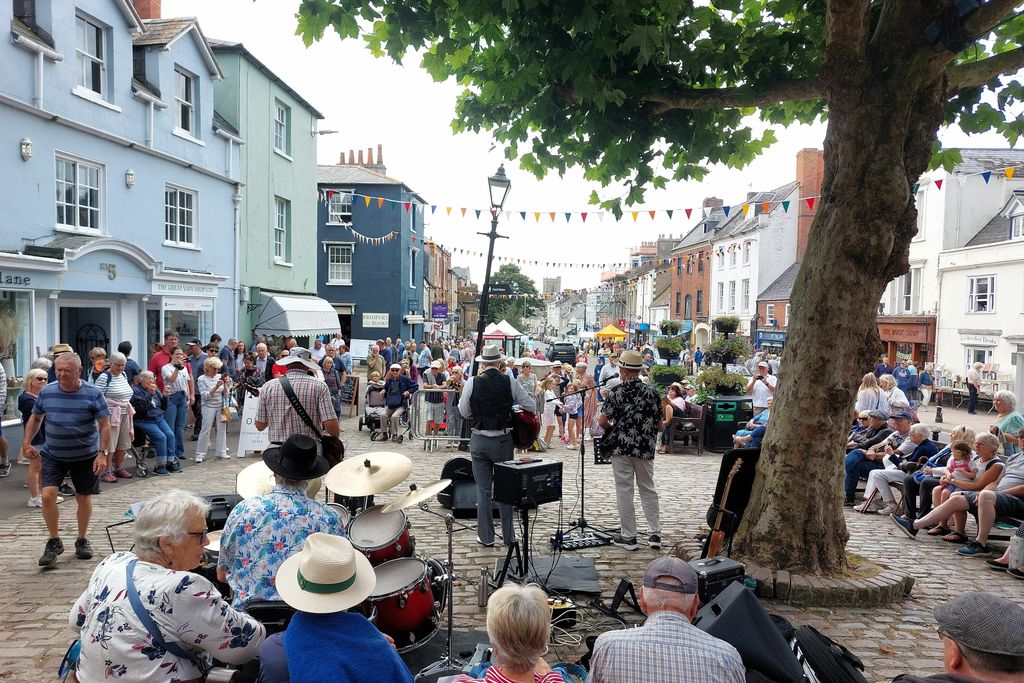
[{"xmin": 705, "ymin": 460, "xmax": 742, "ymax": 559}]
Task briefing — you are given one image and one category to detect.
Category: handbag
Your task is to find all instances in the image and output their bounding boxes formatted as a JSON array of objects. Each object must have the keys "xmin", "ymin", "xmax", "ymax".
[
  {"xmin": 280, "ymin": 375, "xmax": 345, "ymax": 467},
  {"xmin": 125, "ymin": 559, "xmax": 209, "ymax": 673},
  {"xmin": 511, "ymin": 409, "xmax": 541, "ymax": 450}
]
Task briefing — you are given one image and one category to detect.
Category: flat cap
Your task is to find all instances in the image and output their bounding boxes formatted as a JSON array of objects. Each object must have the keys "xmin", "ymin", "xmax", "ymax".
[
  {"xmin": 868, "ymin": 409, "xmax": 889, "ymax": 421},
  {"xmin": 934, "ymin": 592, "xmax": 1024, "ymax": 656}
]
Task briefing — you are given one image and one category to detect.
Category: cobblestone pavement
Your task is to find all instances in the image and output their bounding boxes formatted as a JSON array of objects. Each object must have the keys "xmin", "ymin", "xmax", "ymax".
[{"xmin": 0, "ymin": 410, "xmax": 1021, "ymax": 682}]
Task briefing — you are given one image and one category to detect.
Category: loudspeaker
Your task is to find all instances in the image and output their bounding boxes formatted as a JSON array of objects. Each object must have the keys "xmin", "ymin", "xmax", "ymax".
[
  {"xmin": 201, "ymin": 493, "xmax": 242, "ymax": 531},
  {"xmin": 704, "ymin": 447, "xmax": 760, "ymax": 539},
  {"xmin": 692, "ymin": 582, "xmax": 804, "ymax": 683}
]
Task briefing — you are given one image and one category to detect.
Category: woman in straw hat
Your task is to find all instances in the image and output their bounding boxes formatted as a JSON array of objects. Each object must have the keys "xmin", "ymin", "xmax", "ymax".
[{"xmin": 258, "ymin": 533, "xmax": 413, "ymax": 683}]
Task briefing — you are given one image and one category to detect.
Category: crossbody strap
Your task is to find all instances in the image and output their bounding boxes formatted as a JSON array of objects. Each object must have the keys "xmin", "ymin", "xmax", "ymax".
[
  {"xmin": 280, "ymin": 375, "xmax": 324, "ymax": 439},
  {"xmin": 125, "ymin": 560, "xmax": 205, "ymax": 669}
]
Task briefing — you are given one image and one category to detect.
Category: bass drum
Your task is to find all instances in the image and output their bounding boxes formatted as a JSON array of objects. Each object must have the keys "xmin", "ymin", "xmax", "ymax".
[{"xmin": 365, "ymin": 558, "xmax": 440, "ymax": 652}]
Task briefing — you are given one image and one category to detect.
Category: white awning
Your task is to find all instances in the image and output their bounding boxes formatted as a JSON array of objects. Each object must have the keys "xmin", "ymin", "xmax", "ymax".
[{"xmin": 254, "ymin": 293, "xmax": 339, "ymax": 337}]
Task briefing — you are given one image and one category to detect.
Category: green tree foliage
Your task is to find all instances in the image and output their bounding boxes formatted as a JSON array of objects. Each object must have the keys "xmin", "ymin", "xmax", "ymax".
[{"xmin": 484, "ymin": 263, "xmax": 543, "ymax": 331}]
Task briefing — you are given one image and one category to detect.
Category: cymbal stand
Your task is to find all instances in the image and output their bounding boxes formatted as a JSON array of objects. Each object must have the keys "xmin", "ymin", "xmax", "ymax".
[{"xmin": 415, "ymin": 511, "xmax": 466, "ymax": 680}]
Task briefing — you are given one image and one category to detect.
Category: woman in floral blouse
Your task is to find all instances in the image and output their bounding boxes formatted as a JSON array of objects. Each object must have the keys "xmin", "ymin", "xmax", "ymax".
[{"xmin": 70, "ymin": 490, "xmax": 264, "ymax": 681}]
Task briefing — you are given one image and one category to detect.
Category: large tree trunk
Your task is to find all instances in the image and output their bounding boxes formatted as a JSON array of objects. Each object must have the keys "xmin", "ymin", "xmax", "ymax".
[{"xmin": 733, "ymin": 3, "xmax": 953, "ymax": 574}]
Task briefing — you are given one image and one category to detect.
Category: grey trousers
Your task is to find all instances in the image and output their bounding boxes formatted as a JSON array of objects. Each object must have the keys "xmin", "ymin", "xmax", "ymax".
[
  {"xmin": 611, "ymin": 454, "xmax": 661, "ymax": 540},
  {"xmin": 470, "ymin": 432, "xmax": 516, "ymax": 545}
]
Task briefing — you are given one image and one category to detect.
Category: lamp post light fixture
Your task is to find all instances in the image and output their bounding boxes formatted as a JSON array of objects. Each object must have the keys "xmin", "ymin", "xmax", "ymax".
[
  {"xmin": 471, "ymin": 164, "xmax": 511, "ymax": 373},
  {"xmin": 20, "ymin": 138, "xmax": 32, "ymax": 161},
  {"xmin": 125, "ymin": 169, "xmax": 135, "ymax": 188}
]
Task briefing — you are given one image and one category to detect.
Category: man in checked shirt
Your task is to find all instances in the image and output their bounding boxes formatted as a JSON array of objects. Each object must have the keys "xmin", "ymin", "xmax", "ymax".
[
  {"xmin": 256, "ymin": 348, "xmax": 339, "ymax": 445},
  {"xmin": 589, "ymin": 556, "xmax": 745, "ymax": 683}
]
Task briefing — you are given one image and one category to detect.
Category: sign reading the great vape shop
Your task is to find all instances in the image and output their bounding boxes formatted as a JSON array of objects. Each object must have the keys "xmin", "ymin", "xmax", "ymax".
[
  {"xmin": 152, "ymin": 281, "xmax": 217, "ymax": 297},
  {"xmin": 363, "ymin": 313, "xmax": 389, "ymax": 328},
  {"xmin": 0, "ymin": 270, "xmax": 32, "ymax": 287}
]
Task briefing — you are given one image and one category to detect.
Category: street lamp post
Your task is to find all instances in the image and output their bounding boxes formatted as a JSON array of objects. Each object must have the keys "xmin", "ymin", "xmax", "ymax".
[{"xmin": 472, "ymin": 164, "xmax": 511, "ymax": 375}]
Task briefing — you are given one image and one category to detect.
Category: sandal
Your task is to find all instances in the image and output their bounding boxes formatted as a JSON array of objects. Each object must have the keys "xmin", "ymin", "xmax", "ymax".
[
  {"xmin": 942, "ymin": 531, "xmax": 969, "ymax": 543},
  {"xmin": 926, "ymin": 526, "xmax": 951, "ymax": 536},
  {"xmin": 99, "ymin": 472, "xmax": 117, "ymax": 484},
  {"xmin": 113, "ymin": 468, "xmax": 133, "ymax": 479}
]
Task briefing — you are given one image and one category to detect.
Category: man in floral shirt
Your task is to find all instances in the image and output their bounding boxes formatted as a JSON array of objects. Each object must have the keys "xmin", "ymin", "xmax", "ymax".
[
  {"xmin": 599, "ymin": 350, "xmax": 663, "ymax": 551},
  {"xmin": 217, "ymin": 435, "xmax": 343, "ymax": 608}
]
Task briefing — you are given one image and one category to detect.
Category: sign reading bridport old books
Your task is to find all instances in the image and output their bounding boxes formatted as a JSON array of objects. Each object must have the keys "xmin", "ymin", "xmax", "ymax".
[{"xmin": 363, "ymin": 312, "xmax": 389, "ymax": 328}]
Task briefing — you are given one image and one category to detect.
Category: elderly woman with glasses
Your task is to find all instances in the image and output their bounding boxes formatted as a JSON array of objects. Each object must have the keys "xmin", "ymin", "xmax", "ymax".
[
  {"xmin": 989, "ymin": 390, "xmax": 1024, "ymax": 456},
  {"xmin": 19, "ymin": 368, "xmax": 56, "ymax": 508},
  {"xmin": 70, "ymin": 490, "xmax": 264, "ymax": 682}
]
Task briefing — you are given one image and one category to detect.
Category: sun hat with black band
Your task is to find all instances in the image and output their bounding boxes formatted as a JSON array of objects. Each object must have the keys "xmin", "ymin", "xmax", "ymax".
[
  {"xmin": 618, "ymin": 350, "xmax": 644, "ymax": 370},
  {"xmin": 275, "ymin": 533, "xmax": 376, "ymax": 613},
  {"xmin": 475, "ymin": 343, "xmax": 504, "ymax": 364},
  {"xmin": 642, "ymin": 556, "xmax": 698, "ymax": 594},
  {"xmin": 262, "ymin": 434, "xmax": 331, "ymax": 481},
  {"xmin": 934, "ymin": 592, "xmax": 1024, "ymax": 656}
]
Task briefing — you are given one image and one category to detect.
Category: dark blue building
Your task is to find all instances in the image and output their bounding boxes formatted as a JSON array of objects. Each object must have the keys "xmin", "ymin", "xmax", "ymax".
[{"xmin": 317, "ymin": 149, "xmax": 426, "ymax": 353}]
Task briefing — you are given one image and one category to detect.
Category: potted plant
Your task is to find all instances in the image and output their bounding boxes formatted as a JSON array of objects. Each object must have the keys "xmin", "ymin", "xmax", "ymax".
[
  {"xmin": 654, "ymin": 335, "xmax": 682, "ymax": 360},
  {"xmin": 704, "ymin": 336, "xmax": 748, "ymax": 367},
  {"xmin": 651, "ymin": 363, "xmax": 685, "ymax": 387},
  {"xmin": 713, "ymin": 315, "xmax": 741, "ymax": 334},
  {"xmin": 694, "ymin": 366, "xmax": 745, "ymax": 400},
  {"xmin": 659, "ymin": 319, "xmax": 682, "ymax": 336}
]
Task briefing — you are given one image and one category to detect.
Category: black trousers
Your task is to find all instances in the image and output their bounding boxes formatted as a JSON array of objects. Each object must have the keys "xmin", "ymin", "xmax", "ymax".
[
  {"xmin": 903, "ymin": 474, "xmax": 941, "ymax": 519},
  {"xmin": 967, "ymin": 384, "xmax": 979, "ymax": 413}
]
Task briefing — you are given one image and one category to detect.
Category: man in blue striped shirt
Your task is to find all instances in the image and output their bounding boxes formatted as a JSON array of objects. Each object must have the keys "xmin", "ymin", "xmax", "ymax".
[
  {"xmin": 589, "ymin": 556, "xmax": 745, "ymax": 683},
  {"xmin": 22, "ymin": 353, "xmax": 111, "ymax": 567}
]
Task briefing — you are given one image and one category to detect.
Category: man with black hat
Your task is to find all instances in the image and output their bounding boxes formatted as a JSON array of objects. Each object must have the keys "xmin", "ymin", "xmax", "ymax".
[
  {"xmin": 458, "ymin": 344, "xmax": 536, "ymax": 547},
  {"xmin": 256, "ymin": 348, "xmax": 339, "ymax": 445},
  {"xmin": 590, "ymin": 555, "xmax": 745, "ymax": 683},
  {"xmin": 217, "ymin": 434, "xmax": 343, "ymax": 608},
  {"xmin": 599, "ymin": 349, "xmax": 663, "ymax": 551},
  {"xmin": 893, "ymin": 592, "xmax": 1024, "ymax": 683}
]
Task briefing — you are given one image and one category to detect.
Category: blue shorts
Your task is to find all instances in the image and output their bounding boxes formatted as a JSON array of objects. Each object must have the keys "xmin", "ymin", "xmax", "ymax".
[
  {"xmin": 40, "ymin": 453, "xmax": 100, "ymax": 495},
  {"xmin": 961, "ymin": 491, "xmax": 1024, "ymax": 519}
]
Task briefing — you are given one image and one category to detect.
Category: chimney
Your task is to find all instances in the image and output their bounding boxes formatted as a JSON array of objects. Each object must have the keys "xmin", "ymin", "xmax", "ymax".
[
  {"xmin": 132, "ymin": 0, "xmax": 161, "ymax": 19},
  {"xmin": 339, "ymin": 152, "xmax": 345, "ymax": 164},
  {"xmin": 366, "ymin": 147, "xmax": 374, "ymax": 165},
  {"xmin": 703, "ymin": 196, "xmax": 723, "ymax": 209},
  {"xmin": 377, "ymin": 144, "xmax": 383, "ymax": 166},
  {"xmin": 348, "ymin": 149, "xmax": 355, "ymax": 164},
  {"xmin": 795, "ymin": 148, "xmax": 824, "ymax": 259},
  {"xmin": 357, "ymin": 149, "xmax": 364, "ymax": 165}
]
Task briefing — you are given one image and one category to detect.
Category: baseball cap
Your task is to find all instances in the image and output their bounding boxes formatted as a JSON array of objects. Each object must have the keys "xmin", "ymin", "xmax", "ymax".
[
  {"xmin": 642, "ymin": 556, "xmax": 698, "ymax": 594},
  {"xmin": 890, "ymin": 411, "xmax": 913, "ymax": 421},
  {"xmin": 934, "ymin": 592, "xmax": 1024, "ymax": 656},
  {"xmin": 389, "ymin": 363, "xmax": 402, "ymax": 370},
  {"xmin": 187, "ymin": 338, "xmax": 202, "ymax": 346},
  {"xmin": 758, "ymin": 361, "xmax": 769, "ymax": 368},
  {"xmin": 430, "ymin": 360, "xmax": 442, "ymax": 369}
]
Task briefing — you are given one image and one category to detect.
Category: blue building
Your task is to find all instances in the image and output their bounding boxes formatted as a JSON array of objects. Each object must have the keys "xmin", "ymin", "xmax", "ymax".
[
  {"xmin": 317, "ymin": 149, "xmax": 426, "ymax": 350},
  {"xmin": 0, "ymin": 0, "xmax": 239, "ymax": 403}
]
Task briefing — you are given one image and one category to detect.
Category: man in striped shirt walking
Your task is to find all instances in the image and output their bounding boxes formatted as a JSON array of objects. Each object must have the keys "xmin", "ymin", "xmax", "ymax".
[{"xmin": 22, "ymin": 352, "xmax": 111, "ymax": 567}]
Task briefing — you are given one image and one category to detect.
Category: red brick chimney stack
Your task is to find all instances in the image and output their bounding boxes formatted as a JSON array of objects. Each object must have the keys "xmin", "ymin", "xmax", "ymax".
[
  {"xmin": 703, "ymin": 196, "xmax": 724, "ymax": 209},
  {"xmin": 377, "ymin": 144, "xmax": 383, "ymax": 165},
  {"xmin": 357, "ymin": 149, "xmax": 364, "ymax": 165},
  {"xmin": 366, "ymin": 147, "xmax": 374, "ymax": 165},
  {"xmin": 132, "ymin": 0, "xmax": 161, "ymax": 19},
  {"xmin": 795, "ymin": 148, "xmax": 824, "ymax": 259},
  {"xmin": 348, "ymin": 150, "xmax": 355, "ymax": 164}
]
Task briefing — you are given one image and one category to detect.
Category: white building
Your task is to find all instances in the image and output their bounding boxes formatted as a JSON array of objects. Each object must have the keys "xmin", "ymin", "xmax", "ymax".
[{"xmin": 708, "ymin": 182, "xmax": 799, "ymax": 337}]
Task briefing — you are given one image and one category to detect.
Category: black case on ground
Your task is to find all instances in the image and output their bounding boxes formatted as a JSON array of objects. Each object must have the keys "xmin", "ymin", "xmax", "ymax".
[{"xmin": 688, "ymin": 556, "xmax": 746, "ymax": 604}]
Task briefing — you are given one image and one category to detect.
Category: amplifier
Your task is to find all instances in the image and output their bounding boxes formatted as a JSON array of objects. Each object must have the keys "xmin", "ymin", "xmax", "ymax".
[
  {"xmin": 492, "ymin": 458, "xmax": 562, "ymax": 508},
  {"xmin": 688, "ymin": 556, "xmax": 746, "ymax": 605}
]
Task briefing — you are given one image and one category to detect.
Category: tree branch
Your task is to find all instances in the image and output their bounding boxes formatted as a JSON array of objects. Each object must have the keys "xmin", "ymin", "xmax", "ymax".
[
  {"xmin": 826, "ymin": 0, "xmax": 872, "ymax": 63},
  {"xmin": 948, "ymin": 46, "xmax": 1024, "ymax": 89},
  {"xmin": 644, "ymin": 77, "xmax": 823, "ymax": 113},
  {"xmin": 962, "ymin": 0, "xmax": 1022, "ymax": 39}
]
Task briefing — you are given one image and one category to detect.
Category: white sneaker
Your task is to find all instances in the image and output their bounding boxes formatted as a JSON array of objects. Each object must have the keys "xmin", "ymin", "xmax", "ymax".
[
  {"xmin": 27, "ymin": 496, "xmax": 41, "ymax": 508},
  {"xmin": 194, "ymin": 456, "xmax": 204, "ymax": 463},
  {"xmin": 216, "ymin": 453, "xmax": 230, "ymax": 460},
  {"xmin": 855, "ymin": 500, "xmax": 881, "ymax": 513},
  {"xmin": 877, "ymin": 503, "xmax": 899, "ymax": 516}
]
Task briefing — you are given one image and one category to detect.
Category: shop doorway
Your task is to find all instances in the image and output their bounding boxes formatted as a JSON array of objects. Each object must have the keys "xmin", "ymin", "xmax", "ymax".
[{"xmin": 60, "ymin": 306, "xmax": 111, "ymax": 360}]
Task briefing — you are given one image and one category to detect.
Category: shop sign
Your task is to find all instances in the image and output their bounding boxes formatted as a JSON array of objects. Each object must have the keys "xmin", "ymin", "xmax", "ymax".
[
  {"xmin": 152, "ymin": 281, "xmax": 216, "ymax": 297},
  {"xmin": 431, "ymin": 303, "xmax": 448, "ymax": 319},
  {"xmin": 757, "ymin": 330, "xmax": 788, "ymax": 344},
  {"xmin": 164, "ymin": 298, "xmax": 214, "ymax": 311},
  {"xmin": 878, "ymin": 323, "xmax": 929, "ymax": 342},
  {"xmin": 959, "ymin": 332, "xmax": 999, "ymax": 347},
  {"xmin": 0, "ymin": 270, "xmax": 32, "ymax": 287},
  {"xmin": 363, "ymin": 312, "xmax": 389, "ymax": 328}
]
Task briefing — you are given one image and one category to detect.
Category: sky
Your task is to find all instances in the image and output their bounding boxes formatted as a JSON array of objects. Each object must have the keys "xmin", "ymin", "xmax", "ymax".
[{"xmin": 166, "ymin": 0, "xmax": 1016, "ymax": 290}]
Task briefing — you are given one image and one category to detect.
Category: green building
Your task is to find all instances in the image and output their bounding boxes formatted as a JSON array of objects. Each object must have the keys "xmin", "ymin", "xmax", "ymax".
[{"xmin": 210, "ymin": 40, "xmax": 337, "ymax": 342}]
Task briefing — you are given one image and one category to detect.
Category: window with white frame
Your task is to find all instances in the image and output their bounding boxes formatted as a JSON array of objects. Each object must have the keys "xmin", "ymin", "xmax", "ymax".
[
  {"xmin": 274, "ymin": 197, "xmax": 290, "ymax": 262},
  {"xmin": 1011, "ymin": 213, "xmax": 1023, "ymax": 239},
  {"xmin": 717, "ymin": 282, "xmax": 724, "ymax": 310},
  {"xmin": 684, "ymin": 295, "xmax": 692, "ymax": 319},
  {"xmin": 766, "ymin": 303, "xmax": 776, "ymax": 325},
  {"xmin": 327, "ymin": 244, "xmax": 353, "ymax": 284},
  {"xmin": 164, "ymin": 186, "xmax": 196, "ymax": 246},
  {"xmin": 76, "ymin": 15, "xmax": 106, "ymax": 97},
  {"xmin": 274, "ymin": 101, "xmax": 289, "ymax": 154},
  {"xmin": 327, "ymin": 189, "xmax": 353, "ymax": 224},
  {"xmin": 55, "ymin": 156, "xmax": 101, "ymax": 231},
  {"xmin": 968, "ymin": 275, "xmax": 994, "ymax": 313},
  {"xmin": 728, "ymin": 281, "xmax": 736, "ymax": 311},
  {"xmin": 729, "ymin": 245, "xmax": 737, "ymax": 267},
  {"xmin": 717, "ymin": 252, "xmax": 724, "ymax": 269},
  {"xmin": 175, "ymin": 68, "xmax": 195, "ymax": 134},
  {"xmin": 965, "ymin": 347, "xmax": 993, "ymax": 369},
  {"xmin": 742, "ymin": 241, "xmax": 751, "ymax": 264},
  {"xmin": 784, "ymin": 303, "xmax": 791, "ymax": 326},
  {"xmin": 895, "ymin": 267, "xmax": 922, "ymax": 314},
  {"xmin": 741, "ymin": 279, "xmax": 750, "ymax": 312}
]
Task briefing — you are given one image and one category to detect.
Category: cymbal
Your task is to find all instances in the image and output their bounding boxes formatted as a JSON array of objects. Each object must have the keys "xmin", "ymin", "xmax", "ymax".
[
  {"xmin": 380, "ymin": 479, "xmax": 452, "ymax": 514},
  {"xmin": 324, "ymin": 452, "xmax": 413, "ymax": 496},
  {"xmin": 236, "ymin": 461, "xmax": 323, "ymax": 500}
]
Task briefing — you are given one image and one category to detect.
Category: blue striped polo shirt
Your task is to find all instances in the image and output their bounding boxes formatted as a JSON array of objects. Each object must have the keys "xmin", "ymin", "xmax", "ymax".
[{"xmin": 33, "ymin": 381, "xmax": 110, "ymax": 461}]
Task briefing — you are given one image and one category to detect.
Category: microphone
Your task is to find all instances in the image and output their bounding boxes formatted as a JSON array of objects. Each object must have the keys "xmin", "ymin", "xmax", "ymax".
[{"xmin": 600, "ymin": 373, "xmax": 619, "ymax": 385}]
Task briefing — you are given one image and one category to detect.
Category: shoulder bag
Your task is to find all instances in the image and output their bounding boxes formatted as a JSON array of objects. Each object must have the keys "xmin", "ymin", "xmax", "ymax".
[
  {"xmin": 279, "ymin": 375, "xmax": 345, "ymax": 467},
  {"xmin": 125, "ymin": 559, "xmax": 209, "ymax": 673}
]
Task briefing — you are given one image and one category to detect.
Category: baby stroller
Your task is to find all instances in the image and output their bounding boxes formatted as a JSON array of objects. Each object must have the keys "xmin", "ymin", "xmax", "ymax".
[{"xmin": 358, "ymin": 383, "xmax": 389, "ymax": 441}]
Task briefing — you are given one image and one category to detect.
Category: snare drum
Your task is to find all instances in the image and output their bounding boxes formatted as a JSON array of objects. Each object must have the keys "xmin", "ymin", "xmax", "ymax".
[
  {"xmin": 366, "ymin": 558, "xmax": 440, "ymax": 652},
  {"xmin": 347, "ymin": 506, "xmax": 414, "ymax": 566},
  {"xmin": 324, "ymin": 502, "xmax": 352, "ymax": 529}
]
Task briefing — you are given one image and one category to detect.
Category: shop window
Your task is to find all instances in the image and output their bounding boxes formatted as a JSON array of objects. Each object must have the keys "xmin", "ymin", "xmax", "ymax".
[
  {"xmin": 0, "ymin": 290, "xmax": 33, "ymax": 418},
  {"xmin": 965, "ymin": 347, "xmax": 993, "ymax": 370},
  {"xmin": 968, "ymin": 275, "xmax": 995, "ymax": 313}
]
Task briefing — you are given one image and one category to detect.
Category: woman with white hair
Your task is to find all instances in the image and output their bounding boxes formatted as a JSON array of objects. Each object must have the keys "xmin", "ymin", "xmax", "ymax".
[
  {"xmin": 70, "ymin": 490, "xmax": 263, "ymax": 681},
  {"xmin": 879, "ymin": 374, "xmax": 909, "ymax": 412},
  {"xmin": 989, "ymin": 390, "xmax": 1023, "ymax": 456},
  {"xmin": 454, "ymin": 583, "xmax": 560, "ymax": 683},
  {"xmin": 19, "ymin": 368, "xmax": 56, "ymax": 508},
  {"xmin": 94, "ymin": 351, "xmax": 136, "ymax": 483},
  {"xmin": 195, "ymin": 356, "xmax": 231, "ymax": 462},
  {"xmin": 859, "ymin": 423, "xmax": 938, "ymax": 516},
  {"xmin": 966, "ymin": 361, "xmax": 984, "ymax": 415}
]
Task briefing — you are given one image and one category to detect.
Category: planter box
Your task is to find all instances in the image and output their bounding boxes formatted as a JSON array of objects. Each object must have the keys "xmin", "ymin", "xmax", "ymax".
[{"xmin": 657, "ymin": 346, "xmax": 675, "ymax": 360}]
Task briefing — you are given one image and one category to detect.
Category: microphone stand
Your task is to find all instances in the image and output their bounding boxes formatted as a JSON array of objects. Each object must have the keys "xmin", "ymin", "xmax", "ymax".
[{"xmin": 549, "ymin": 372, "xmax": 620, "ymax": 549}]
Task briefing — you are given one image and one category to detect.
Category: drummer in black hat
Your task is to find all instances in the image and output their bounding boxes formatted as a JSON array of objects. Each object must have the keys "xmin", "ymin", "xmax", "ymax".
[{"xmin": 216, "ymin": 434, "xmax": 344, "ymax": 609}]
